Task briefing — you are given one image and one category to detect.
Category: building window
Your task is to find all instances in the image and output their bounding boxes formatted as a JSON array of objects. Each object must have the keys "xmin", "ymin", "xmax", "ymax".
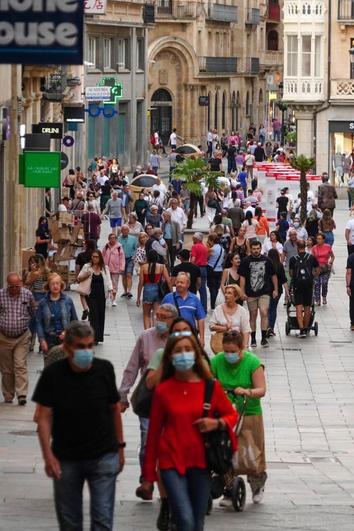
[
  {"xmin": 214, "ymin": 92, "xmax": 219, "ymax": 129},
  {"xmin": 267, "ymin": 30, "xmax": 279, "ymax": 51},
  {"xmin": 103, "ymin": 38, "xmax": 112, "ymax": 70},
  {"xmin": 287, "ymin": 35, "xmax": 298, "ymax": 76},
  {"xmin": 222, "ymin": 92, "xmax": 226, "ymax": 130},
  {"xmin": 301, "ymin": 35, "xmax": 311, "ymax": 77},
  {"xmin": 137, "ymin": 38, "xmax": 144, "ymax": 70},
  {"xmin": 87, "ymin": 37, "xmax": 97, "ymax": 68},
  {"xmin": 314, "ymin": 36, "xmax": 321, "ymax": 77},
  {"xmin": 118, "ymin": 38, "xmax": 130, "ymax": 70}
]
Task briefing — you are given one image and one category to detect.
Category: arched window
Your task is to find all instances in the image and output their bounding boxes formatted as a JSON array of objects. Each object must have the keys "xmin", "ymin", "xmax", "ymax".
[
  {"xmin": 231, "ymin": 91, "xmax": 236, "ymax": 131},
  {"xmin": 207, "ymin": 91, "xmax": 211, "ymax": 130},
  {"xmin": 222, "ymin": 91, "xmax": 226, "ymax": 130},
  {"xmin": 151, "ymin": 89, "xmax": 172, "ymax": 102},
  {"xmin": 267, "ymin": 30, "xmax": 279, "ymax": 51},
  {"xmin": 214, "ymin": 91, "xmax": 219, "ymax": 129}
]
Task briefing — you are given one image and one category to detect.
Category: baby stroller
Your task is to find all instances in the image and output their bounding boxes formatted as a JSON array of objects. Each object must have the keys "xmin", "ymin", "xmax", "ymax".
[
  {"xmin": 285, "ymin": 297, "xmax": 318, "ymax": 336},
  {"xmin": 208, "ymin": 394, "xmax": 248, "ymax": 513}
]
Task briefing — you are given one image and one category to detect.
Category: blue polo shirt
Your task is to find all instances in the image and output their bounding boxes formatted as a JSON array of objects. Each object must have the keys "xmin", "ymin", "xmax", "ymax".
[
  {"xmin": 162, "ymin": 291, "xmax": 206, "ymax": 328},
  {"xmin": 118, "ymin": 234, "xmax": 137, "ymax": 259}
]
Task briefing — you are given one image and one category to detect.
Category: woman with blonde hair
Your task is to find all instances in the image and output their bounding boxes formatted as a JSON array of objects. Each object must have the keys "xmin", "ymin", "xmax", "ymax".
[{"xmin": 25, "ymin": 254, "xmax": 50, "ymax": 351}]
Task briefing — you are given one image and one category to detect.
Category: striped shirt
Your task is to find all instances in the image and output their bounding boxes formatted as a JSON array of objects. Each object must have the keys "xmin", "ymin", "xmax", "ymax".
[{"xmin": 0, "ymin": 288, "xmax": 36, "ymax": 337}]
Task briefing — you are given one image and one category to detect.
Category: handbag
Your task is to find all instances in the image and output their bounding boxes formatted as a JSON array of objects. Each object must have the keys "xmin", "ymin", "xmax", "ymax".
[
  {"xmin": 210, "ymin": 333, "xmax": 224, "ymax": 355},
  {"xmin": 158, "ymin": 276, "xmax": 170, "ymax": 299},
  {"xmin": 203, "ymin": 379, "xmax": 233, "ymax": 476},
  {"xmin": 130, "ymin": 372, "xmax": 154, "ymax": 418},
  {"xmin": 74, "ymin": 270, "xmax": 92, "ymax": 296}
]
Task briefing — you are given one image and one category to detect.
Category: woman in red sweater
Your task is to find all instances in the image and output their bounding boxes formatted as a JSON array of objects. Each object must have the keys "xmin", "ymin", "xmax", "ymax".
[{"xmin": 142, "ymin": 332, "xmax": 237, "ymax": 530}]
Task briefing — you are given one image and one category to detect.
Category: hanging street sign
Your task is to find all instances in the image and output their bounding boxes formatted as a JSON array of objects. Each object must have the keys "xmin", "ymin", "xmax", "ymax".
[
  {"xmin": 97, "ymin": 77, "xmax": 123, "ymax": 105},
  {"xmin": 85, "ymin": 86, "xmax": 111, "ymax": 102},
  {"xmin": 32, "ymin": 123, "xmax": 63, "ymax": 140}
]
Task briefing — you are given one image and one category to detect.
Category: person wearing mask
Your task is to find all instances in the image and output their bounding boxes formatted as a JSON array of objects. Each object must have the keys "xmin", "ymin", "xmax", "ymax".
[
  {"xmin": 137, "ymin": 250, "xmax": 172, "ymax": 329},
  {"xmin": 239, "ymin": 240, "xmax": 278, "ymax": 348},
  {"xmin": 172, "ymin": 249, "xmax": 201, "ymax": 294},
  {"xmin": 36, "ymin": 273, "xmax": 78, "ymax": 358},
  {"xmin": 267, "ymin": 249, "xmax": 288, "ymax": 338},
  {"xmin": 211, "ymin": 331, "xmax": 267, "ymax": 505},
  {"xmin": 312, "ymin": 232, "xmax": 335, "ymax": 306},
  {"xmin": 317, "ymin": 173, "xmax": 337, "ymax": 214},
  {"xmin": 32, "ymin": 321, "xmax": 125, "ymax": 531},
  {"xmin": 319, "ymin": 208, "xmax": 336, "ymax": 247},
  {"xmin": 141, "ymin": 333, "xmax": 237, "ymax": 531},
  {"xmin": 190, "ymin": 232, "xmax": 209, "ymax": 313},
  {"xmin": 78, "ymin": 250, "xmax": 113, "ymax": 344},
  {"xmin": 102, "ymin": 190, "xmax": 123, "ymax": 235},
  {"xmin": 162, "ymin": 210, "xmax": 181, "ymax": 270},
  {"xmin": 206, "ymin": 233, "xmax": 225, "ymax": 310},
  {"xmin": 102, "ymin": 233, "xmax": 126, "ymax": 306},
  {"xmin": 35, "ymin": 216, "xmax": 51, "ymax": 260},
  {"xmin": 81, "ymin": 204, "xmax": 101, "ymax": 246},
  {"xmin": 134, "ymin": 192, "xmax": 149, "ymax": 225},
  {"xmin": 290, "ymin": 216, "xmax": 308, "ymax": 241},
  {"xmin": 289, "ymin": 240, "xmax": 320, "ymax": 337},
  {"xmin": 119, "ymin": 225, "xmax": 138, "ymax": 298},
  {"xmin": 162, "ymin": 272, "xmax": 206, "ymax": 346}
]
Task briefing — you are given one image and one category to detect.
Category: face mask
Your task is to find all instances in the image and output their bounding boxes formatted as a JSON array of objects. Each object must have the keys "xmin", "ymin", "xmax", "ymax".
[
  {"xmin": 293, "ymin": 222, "xmax": 300, "ymax": 228},
  {"xmin": 224, "ymin": 352, "xmax": 240, "ymax": 364},
  {"xmin": 155, "ymin": 321, "xmax": 169, "ymax": 334},
  {"xmin": 172, "ymin": 351, "xmax": 195, "ymax": 372},
  {"xmin": 73, "ymin": 349, "xmax": 94, "ymax": 369}
]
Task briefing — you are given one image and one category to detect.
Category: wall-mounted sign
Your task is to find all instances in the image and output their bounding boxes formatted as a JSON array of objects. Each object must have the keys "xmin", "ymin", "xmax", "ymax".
[
  {"xmin": 61, "ymin": 152, "xmax": 69, "ymax": 170},
  {"xmin": 98, "ymin": 78, "xmax": 123, "ymax": 105},
  {"xmin": 86, "ymin": 105, "xmax": 118, "ymax": 119},
  {"xmin": 85, "ymin": 86, "xmax": 111, "ymax": 102},
  {"xmin": 0, "ymin": 1, "xmax": 84, "ymax": 65},
  {"xmin": 32, "ymin": 123, "xmax": 63, "ymax": 140},
  {"xmin": 63, "ymin": 135, "xmax": 75, "ymax": 147},
  {"xmin": 199, "ymin": 96, "xmax": 209, "ymax": 106},
  {"xmin": 23, "ymin": 152, "xmax": 61, "ymax": 188},
  {"xmin": 84, "ymin": 0, "xmax": 107, "ymax": 14},
  {"xmin": 329, "ymin": 121, "xmax": 354, "ymax": 133},
  {"xmin": 24, "ymin": 134, "xmax": 51, "ymax": 152},
  {"xmin": 64, "ymin": 106, "xmax": 85, "ymax": 123}
]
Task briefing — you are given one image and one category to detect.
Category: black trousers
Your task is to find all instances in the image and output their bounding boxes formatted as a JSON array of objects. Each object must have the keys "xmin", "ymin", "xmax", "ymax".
[
  {"xmin": 87, "ymin": 293, "xmax": 106, "ymax": 343},
  {"xmin": 350, "ymin": 295, "xmax": 354, "ymax": 326},
  {"xmin": 207, "ymin": 268, "xmax": 222, "ymax": 310},
  {"xmin": 165, "ymin": 239, "xmax": 176, "ymax": 271},
  {"xmin": 348, "ymin": 245, "xmax": 354, "ymax": 256}
]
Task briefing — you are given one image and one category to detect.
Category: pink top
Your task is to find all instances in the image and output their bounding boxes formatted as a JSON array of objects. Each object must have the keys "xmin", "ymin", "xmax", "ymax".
[
  {"xmin": 312, "ymin": 243, "xmax": 332, "ymax": 266},
  {"xmin": 102, "ymin": 243, "xmax": 125, "ymax": 274}
]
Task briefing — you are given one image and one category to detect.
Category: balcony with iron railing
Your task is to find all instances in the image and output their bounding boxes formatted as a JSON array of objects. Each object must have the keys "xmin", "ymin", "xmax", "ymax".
[
  {"xmin": 198, "ymin": 56, "xmax": 238, "ymax": 74},
  {"xmin": 283, "ymin": 77, "xmax": 325, "ymax": 101},
  {"xmin": 208, "ymin": 3, "xmax": 238, "ymax": 23},
  {"xmin": 245, "ymin": 8, "xmax": 261, "ymax": 25},
  {"xmin": 156, "ymin": 0, "xmax": 199, "ymax": 19},
  {"xmin": 338, "ymin": 0, "xmax": 354, "ymax": 22}
]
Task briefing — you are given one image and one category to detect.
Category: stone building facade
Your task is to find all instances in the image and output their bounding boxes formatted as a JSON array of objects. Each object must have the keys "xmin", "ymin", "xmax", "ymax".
[{"xmin": 148, "ymin": 0, "xmax": 283, "ymax": 146}]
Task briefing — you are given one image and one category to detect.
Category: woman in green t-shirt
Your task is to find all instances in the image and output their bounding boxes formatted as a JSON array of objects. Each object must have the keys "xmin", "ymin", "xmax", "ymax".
[{"xmin": 210, "ymin": 331, "xmax": 267, "ymax": 506}]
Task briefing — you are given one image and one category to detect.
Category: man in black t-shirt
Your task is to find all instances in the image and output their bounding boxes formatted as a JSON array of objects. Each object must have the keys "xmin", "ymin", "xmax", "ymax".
[
  {"xmin": 346, "ymin": 253, "xmax": 354, "ymax": 330},
  {"xmin": 172, "ymin": 249, "xmax": 201, "ymax": 294},
  {"xmin": 276, "ymin": 188, "xmax": 289, "ymax": 219},
  {"xmin": 32, "ymin": 322, "xmax": 125, "ymax": 530},
  {"xmin": 239, "ymin": 240, "xmax": 278, "ymax": 348},
  {"xmin": 289, "ymin": 240, "xmax": 319, "ymax": 337}
]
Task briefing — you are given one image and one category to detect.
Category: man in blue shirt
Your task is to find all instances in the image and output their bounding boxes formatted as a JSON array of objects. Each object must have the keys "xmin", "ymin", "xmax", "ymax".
[
  {"xmin": 119, "ymin": 225, "xmax": 137, "ymax": 298},
  {"xmin": 238, "ymin": 167, "xmax": 248, "ymax": 197},
  {"xmin": 162, "ymin": 272, "xmax": 205, "ymax": 345}
]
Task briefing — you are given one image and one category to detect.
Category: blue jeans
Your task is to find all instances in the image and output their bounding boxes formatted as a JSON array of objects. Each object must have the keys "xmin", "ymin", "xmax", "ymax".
[
  {"xmin": 268, "ymin": 296, "xmax": 280, "ymax": 330},
  {"xmin": 30, "ymin": 292, "xmax": 46, "ymax": 334},
  {"xmin": 160, "ymin": 468, "xmax": 210, "ymax": 531},
  {"xmin": 139, "ymin": 416, "xmax": 149, "ymax": 481},
  {"xmin": 227, "ymin": 158, "xmax": 236, "ymax": 174},
  {"xmin": 198, "ymin": 266, "xmax": 208, "ymax": 313},
  {"xmin": 54, "ymin": 452, "xmax": 119, "ymax": 531}
]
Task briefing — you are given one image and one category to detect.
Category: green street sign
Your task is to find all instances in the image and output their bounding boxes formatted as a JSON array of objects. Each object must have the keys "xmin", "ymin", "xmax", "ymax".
[
  {"xmin": 98, "ymin": 77, "xmax": 123, "ymax": 105},
  {"xmin": 23, "ymin": 151, "xmax": 61, "ymax": 188}
]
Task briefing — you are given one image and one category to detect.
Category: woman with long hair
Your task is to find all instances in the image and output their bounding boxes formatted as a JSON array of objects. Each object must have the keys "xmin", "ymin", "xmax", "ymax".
[
  {"xmin": 266, "ymin": 249, "xmax": 288, "ymax": 337},
  {"xmin": 35, "ymin": 216, "xmax": 51, "ymax": 259},
  {"xmin": 230, "ymin": 225, "xmax": 249, "ymax": 258},
  {"xmin": 255, "ymin": 206, "xmax": 269, "ymax": 241},
  {"xmin": 312, "ymin": 232, "xmax": 335, "ymax": 305},
  {"xmin": 25, "ymin": 254, "xmax": 50, "ymax": 351},
  {"xmin": 206, "ymin": 232, "xmax": 225, "ymax": 310},
  {"xmin": 137, "ymin": 249, "xmax": 172, "ymax": 329},
  {"xmin": 142, "ymin": 333, "xmax": 237, "ymax": 531},
  {"xmin": 305, "ymin": 209, "xmax": 320, "ymax": 239},
  {"xmin": 134, "ymin": 232, "xmax": 148, "ymax": 272},
  {"xmin": 319, "ymin": 208, "xmax": 336, "ymax": 247},
  {"xmin": 241, "ymin": 210, "xmax": 259, "ymax": 240},
  {"xmin": 78, "ymin": 250, "xmax": 113, "ymax": 343},
  {"xmin": 220, "ymin": 252, "xmax": 243, "ymax": 300},
  {"xmin": 262, "ymin": 230, "xmax": 284, "ymax": 259}
]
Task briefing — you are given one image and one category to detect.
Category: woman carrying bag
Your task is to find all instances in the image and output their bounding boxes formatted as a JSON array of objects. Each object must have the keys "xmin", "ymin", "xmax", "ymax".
[
  {"xmin": 78, "ymin": 250, "xmax": 113, "ymax": 344},
  {"xmin": 211, "ymin": 331, "xmax": 267, "ymax": 506},
  {"xmin": 141, "ymin": 332, "xmax": 237, "ymax": 531},
  {"xmin": 207, "ymin": 233, "xmax": 225, "ymax": 310}
]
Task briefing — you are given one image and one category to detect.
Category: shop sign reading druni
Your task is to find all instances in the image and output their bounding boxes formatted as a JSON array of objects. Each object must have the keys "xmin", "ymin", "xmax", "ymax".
[{"xmin": 0, "ymin": 0, "xmax": 84, "ymax": 65}]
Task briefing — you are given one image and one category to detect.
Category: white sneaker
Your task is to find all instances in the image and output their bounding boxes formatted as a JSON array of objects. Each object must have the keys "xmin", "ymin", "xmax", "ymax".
[
  {"xmin": 112, "ymin": 301, "xmax": 117, "ymax": 307},
  {"xmin": 252, "ymin": 487, "xmax": 264, "ymax": 504},
  {"xmin": 219, "ymin": 496, "xmax": 233, "ymax": 508}
]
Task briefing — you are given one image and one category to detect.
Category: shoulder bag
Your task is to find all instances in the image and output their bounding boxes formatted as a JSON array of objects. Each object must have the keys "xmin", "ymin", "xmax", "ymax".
[
  {"xmin": 130, "ymin": 371, "xmax": 154, "ymax": 418},
  {"xmin": 210, "ymin": 306, "xmax": 230, "ymax": 354},
  {"xmin": 75, "ymin": 267, "xmax": 92, "ymax": 296},
  {"xmin": 172, "ymin": 291, "xmax": 181, "ymax": 316},
  {"xmin": 203, "ymin": 379, "xmax": 233, "ymax": 476}
]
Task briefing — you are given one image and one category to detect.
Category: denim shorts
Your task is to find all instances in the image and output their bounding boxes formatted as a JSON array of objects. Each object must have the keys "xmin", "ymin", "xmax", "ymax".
[
  {"xmin": 143, "ymin": 283, "xmax": 160, "ymax": 303},
  {"xmin": 124, "ymin": 257, "xmax": 134, "ymax": 275}
]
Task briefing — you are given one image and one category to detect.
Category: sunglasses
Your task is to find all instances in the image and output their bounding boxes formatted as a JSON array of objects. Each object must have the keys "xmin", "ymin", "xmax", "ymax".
[{"xmin": 170, "ymin": 331, "xmax": 193, "ymax": 338}]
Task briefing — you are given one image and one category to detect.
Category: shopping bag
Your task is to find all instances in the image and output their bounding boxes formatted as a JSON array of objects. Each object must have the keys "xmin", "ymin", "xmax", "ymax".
[
  {"xmin": 232, "ymin": 415, "xmax": 266, "ymax": 476},
  {"xmin": 71, "ymin": 275, "xmax": 92, "ymax": 296},
  {"xmin": 210, "ymin": 333, "xmax": 224, "ymax": 354}
]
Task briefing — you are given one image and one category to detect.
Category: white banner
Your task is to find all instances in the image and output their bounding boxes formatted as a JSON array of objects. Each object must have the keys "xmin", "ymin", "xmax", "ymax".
[
  {"xmin": 84, "ymin": 0, "xmax": 107, "ymax": 15},
  {"xmin": 85, "ymin": 86, "xmax": 111, "ymax": 102}
]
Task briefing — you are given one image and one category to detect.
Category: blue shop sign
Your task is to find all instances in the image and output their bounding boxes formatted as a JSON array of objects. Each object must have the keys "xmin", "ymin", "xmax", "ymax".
[{"xmin": 0, "ymin": 0, "xmax": 84, "ymax": 65}]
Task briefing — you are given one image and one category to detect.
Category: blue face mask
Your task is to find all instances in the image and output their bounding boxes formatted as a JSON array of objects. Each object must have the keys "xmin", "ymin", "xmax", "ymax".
[
  {"xmin": 172, "ymin": 351, "xmax": 195, "ymax": 372},
  {"xmin": 155, "ymin": 321, "xmax": 169, "ymax": 334},
  {"xmin": 224, "ymin": 352, "xmax": 240, "ymax": 364},
  {"xmin": 73, "ymin": 349, "xmax": 94, "ymax": 369}
]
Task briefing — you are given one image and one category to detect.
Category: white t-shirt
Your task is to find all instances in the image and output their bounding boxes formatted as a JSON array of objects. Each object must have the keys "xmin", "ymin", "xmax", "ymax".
[
  {"xmin": 346, "ymin": 219, "xmax": 354, "ymax": 244},
  {"xmin": 167, "ymin": 206, "xmax": 187, "ymax": 232},
  {"xmin": 207, "ymin": 131, "xmax": 213, "ymax": 142},
  {"xmin": 262, "ymin": 239, "xmax": 283, "ymax": 256},
  {"xmin": 210, "ymin": 304, "xmax": 251, "ymax": 334},
  {"xmin": 152, "ymin": 183, "xmax": 167, "ymax": 200},
  {"xmin": 170, "ymin": 132, "xmax": 177, "ymax": 145},
  {"xmin": 98, "ymin": 175, "xmax": 109, "ymax": 186}
]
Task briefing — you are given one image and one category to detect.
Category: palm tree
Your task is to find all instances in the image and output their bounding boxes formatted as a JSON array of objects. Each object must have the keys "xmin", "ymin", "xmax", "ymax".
[
  {"xmin": 172, "ymin": 157, "xmax": 222, "ymax": 228},
  {"xmin": 290, "ymin": 154, "xmax": 315, "ymax": 224}
]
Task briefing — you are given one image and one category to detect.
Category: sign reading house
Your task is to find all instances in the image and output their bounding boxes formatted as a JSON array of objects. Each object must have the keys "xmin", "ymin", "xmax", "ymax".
[{"xmin": 0, "ymin": 0, "xmax": 84, "ymax": 65}]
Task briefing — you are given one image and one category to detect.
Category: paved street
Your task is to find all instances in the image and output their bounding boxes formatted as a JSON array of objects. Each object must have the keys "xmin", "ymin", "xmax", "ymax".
[{"xmin": 1, "ymin": 202, "xmax": 354, "ymax": 530}]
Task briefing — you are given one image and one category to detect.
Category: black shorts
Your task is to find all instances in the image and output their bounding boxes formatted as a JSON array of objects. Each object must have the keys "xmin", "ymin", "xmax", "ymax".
[{"xmin": 293, "ymin": 285, "xmax": 313, "ymax": 307}]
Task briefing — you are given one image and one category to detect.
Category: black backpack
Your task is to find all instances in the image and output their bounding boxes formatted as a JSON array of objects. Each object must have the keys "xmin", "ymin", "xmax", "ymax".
[{"xmin": 293, "ymin": 253, "xmax": 313, "ymax": 284}]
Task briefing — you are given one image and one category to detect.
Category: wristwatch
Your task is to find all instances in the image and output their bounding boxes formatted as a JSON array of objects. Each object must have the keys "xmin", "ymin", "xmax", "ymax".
[{"xmin": 118, "ymin": 442, "xmax": 126, "ymax": 449}]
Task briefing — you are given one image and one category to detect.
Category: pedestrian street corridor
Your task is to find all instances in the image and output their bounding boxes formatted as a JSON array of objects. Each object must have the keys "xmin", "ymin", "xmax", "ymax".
[{"xmin": 1, "ymin": 203, "xmax": 354, "ymax": 531}]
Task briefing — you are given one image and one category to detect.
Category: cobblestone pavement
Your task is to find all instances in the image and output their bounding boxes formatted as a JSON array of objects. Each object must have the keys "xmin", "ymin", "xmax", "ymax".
[{"xmin": 1, "ymin": 202, "xmax": 354, "ymax": 530}]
